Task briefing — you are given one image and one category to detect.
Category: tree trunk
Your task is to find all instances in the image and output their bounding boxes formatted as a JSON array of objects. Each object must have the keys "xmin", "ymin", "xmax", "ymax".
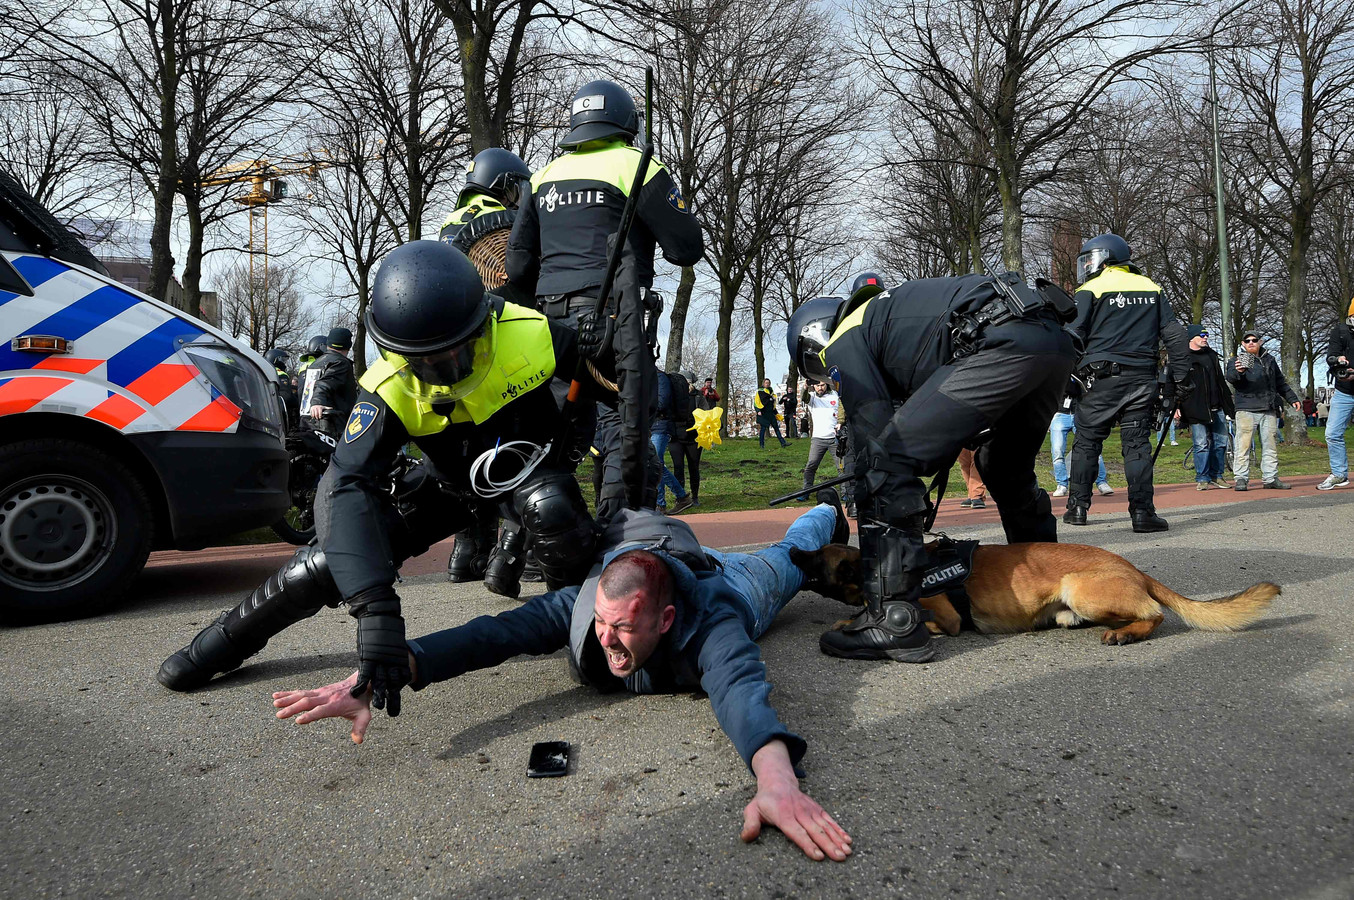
[
  {"xmin": 664, "ymin": 265, "xmax": 697, "ymax": 373},
  {"xmin": 148, "ymin": 0, "xmax": 179, "ymax": 304},
  {"xmin": 751, "ymin": 267, "xmax": 766, "ymax": 386},
  {"xmin": 448, "ymin": 5, "xmax": 497, "ymax": 153},
  {"xmin": 181, "ymin": 194, "xmax": 204, "ymax": 320},
  {"xmin": 716, "ymin": 276, "xmax": 736, "ymax": 438},
  {"xmin": 1281, "ymin": 229, "xmax": 1311, "ymax": 444},
  {"xmin": 994, "ymin": 151, "xmax": 1024, "ymax": 274},
  {"xmin": 354, "ymin": 263, "xmax": 371, "ymax": 379}
]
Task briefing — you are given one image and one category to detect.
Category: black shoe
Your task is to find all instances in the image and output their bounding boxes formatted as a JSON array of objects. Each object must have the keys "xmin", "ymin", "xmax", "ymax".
[
  {"xmin": 815, "ymin": 487, "xmax": 850, "ymax": 544},
  {"xmin": 1131, "ymin": 509, "xmax": 1169, "ymax": 533},
  {"xmin": 1063, "ymin": 505, "xmax": 1088, "ymax": 526},
  {"xmin": 819, "ymin": 601, "xmax": 935, "ymax": 663},
  {"xmin": 447, "ymin": 532, "xmax": 490, "ymax": 583},
  {"xmin": 521, "ymin": 549, "xmax": 544, "ymax": 583},
  {"xmin": 156, "ymin": 611, "xmax": 251, "ymax": 692},
  {"xmin": 1234, "ymin": 478, "xmax": 1249, "ymax": 492},
  {"xmin": 1263, "ymin": 479, "xmax": 1292, "ymax": 490}
]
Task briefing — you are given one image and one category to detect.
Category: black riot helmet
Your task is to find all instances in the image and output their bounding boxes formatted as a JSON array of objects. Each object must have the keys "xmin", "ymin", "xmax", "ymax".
[
  {"xmin": 786, "ymin": 296, "xmax": 845, "ymax": 385},
  {"xmin": 456, "ymin": 148, "xmax": 532, "ymax": 210},
  {"xmin": 845, "ymin": 271, "xmax": 886, "ymax": 314},
  {"xmin": 1076, "ymin": 233, "xmax": 1132, "ymax": 284},
  {"xmin": 366, "ymin": 241, "xmax": 497, "ymax": 401},
  {"xmin": 559, "ymin": 80, "xmax": 639, "ymax": 150},
  {"xmin": 263, "ymin": 348, "xmax": 289, "ymax": 370},
  {"xmin": 304, "ymin": 335, "xmax": 327, "ymax": 358}
]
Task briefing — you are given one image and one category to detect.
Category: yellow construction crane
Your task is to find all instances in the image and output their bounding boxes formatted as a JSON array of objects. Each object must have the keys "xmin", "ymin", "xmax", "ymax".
[{"xmin": 198, "ymin": 157, "xmax": 327, "ymax": 302}]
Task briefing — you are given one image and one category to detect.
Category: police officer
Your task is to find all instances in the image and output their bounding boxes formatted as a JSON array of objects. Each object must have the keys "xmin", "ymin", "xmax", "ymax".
[
  {"xmin": 439, "ymin": 147, "xmax": 531, "ymax": 243},
  {"xmin": 305, "ymin": 326, "xmax": 357, "ymax": 438},
  {"xmin": 787, "ymin": 271, "xmax": 1077, "ymax": 663},
  {"xmin": 157, "ymin": 241, "xmax": 605, "ymax": 705},
  {"xmin": 438, "ymin": 147, "xmax": 533, "ymax": 584},
  {"xmin": 506, "ymin": 79, "xmax": 703, "ymax": 312},
  {"xmin": 1063, "ymin": 234, "xmax": 1189, "ymax": 532},
  {"xmin": 264, "ymin": 348, "xmax": 299, "ymax": 428},
  {"xmin": 297, "ymin": 334, "xmax": 326, "ymax": 375},
  {"xmin": 507, "ymin": 80, "xmax": 703, "ymax": 514}
]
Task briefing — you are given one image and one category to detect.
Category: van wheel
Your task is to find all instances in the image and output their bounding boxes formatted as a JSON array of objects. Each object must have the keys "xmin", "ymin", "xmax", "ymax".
[{"xmin": 0, "ymin": 439, "xmax": 154, "ymax": 622}]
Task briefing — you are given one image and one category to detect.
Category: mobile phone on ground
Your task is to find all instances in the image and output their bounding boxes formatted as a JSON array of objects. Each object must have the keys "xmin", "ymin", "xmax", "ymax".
[{"xmin": 527, "ymin": 741, "xmax": 571, "ymax": 778}]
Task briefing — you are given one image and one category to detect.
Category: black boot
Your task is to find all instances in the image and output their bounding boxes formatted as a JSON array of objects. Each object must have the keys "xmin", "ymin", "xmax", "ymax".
[
  {"xmin": 816, "ymin": 487, "xmax": 850, "ymax": 544},
  {"xmin": 1063, "ymin": 504, "xmax": 1088, "ymax": 526},
  {"xmin": 521, "ymin": 547, "xmax": 545, "ymax": 584},
  {"xmin": 484, "ymin": 524, "xmax": 527, "ymax": 599},
  {"xmin": 447, "ymin": 512, "xmax": 496, "ymax": 583},
  {"xmin": 818, "ymin": 518, "xmax": 933, "ymax": 663},
  {"xmin": 1131, "ymin": 508, "xmax": 1169, "ymax": 533},
  {"xmin": 158, "ymin": 544, "xmax": 336, "ymax": 691}
]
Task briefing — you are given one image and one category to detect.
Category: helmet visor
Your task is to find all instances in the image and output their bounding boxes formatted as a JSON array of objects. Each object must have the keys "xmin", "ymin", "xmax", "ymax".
[
  {"xmin": 391, "ymin": 318, "xmax": 497, "ymax": 403},
  {"xmin": 1076, "ymin": 247, "xmax": 1112, "ymax": 284},
  {"xmin": 796, "ymin": 322, "xmax": 834, "ymax": 384}
]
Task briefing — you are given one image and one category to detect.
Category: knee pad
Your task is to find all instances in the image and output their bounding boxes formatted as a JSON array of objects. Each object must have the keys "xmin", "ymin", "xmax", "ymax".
[{"xmin": 513, "ymin": 472, "xmax": 597, "ymax": 580}]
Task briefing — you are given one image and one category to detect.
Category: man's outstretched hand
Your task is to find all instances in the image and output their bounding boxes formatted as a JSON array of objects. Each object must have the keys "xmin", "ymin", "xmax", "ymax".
[
  {"xmin": 743, "ymin": 740, "xmax": 852, "ymax": 861},
  {"xmin": 273, "ymin": 671, "xmax": 373, "ymax": 744}
]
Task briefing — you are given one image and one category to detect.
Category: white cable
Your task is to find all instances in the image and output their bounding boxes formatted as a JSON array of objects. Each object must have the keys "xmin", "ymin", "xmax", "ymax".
[{"xmin": 469, "ymin": 440, "xmax": 552, "ymax": 498}]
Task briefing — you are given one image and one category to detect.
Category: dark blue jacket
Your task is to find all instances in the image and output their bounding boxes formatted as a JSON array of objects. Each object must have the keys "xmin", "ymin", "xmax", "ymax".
[{"xmin": 408, "ymin": 512, "xmax": 806, "ymax": 772}]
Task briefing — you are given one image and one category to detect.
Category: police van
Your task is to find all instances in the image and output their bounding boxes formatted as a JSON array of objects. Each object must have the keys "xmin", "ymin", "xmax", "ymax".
[{"xmin": 0, "ymin": 171, "xmax": 289, "ymax": 621}]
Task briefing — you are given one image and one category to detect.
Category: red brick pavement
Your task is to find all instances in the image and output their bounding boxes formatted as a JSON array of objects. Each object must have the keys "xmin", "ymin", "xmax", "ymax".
[{"xmin": 147, "ymin": 474, "xmax": 1336, "ymax": 582}]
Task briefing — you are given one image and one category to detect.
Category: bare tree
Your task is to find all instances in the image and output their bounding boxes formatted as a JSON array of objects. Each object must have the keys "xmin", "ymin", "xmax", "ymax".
[
  {"xmin": 216, "ymin": 259, "xmax": 319, "ymax": 351},
  {"xmin": 1221, "ymin": 0, "xmax": 1354, "ymax": 441},
  {"xmin": 859, "ymin": 0, "xmax": 1200, "ymax": 273}
]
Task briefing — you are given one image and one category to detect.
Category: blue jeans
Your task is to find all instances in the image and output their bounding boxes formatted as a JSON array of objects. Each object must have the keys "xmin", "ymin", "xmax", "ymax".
[
  {"xmin": 758, "ymin": 419, "xmax": 787, "ymax": 448},
  {"xmin": 1156, "ymin": 418, "xmax": 1177, "ymax": 443},
  {"xmin": 1049, "ymin": 412, "xmax": 1106, "ymax": 487},
  {"xmin": 1327, "ymin": 390, "xmax": 1354, "ymax": 479},
  {"xmin": 650, "ymin": 431, "xmax": 687, "ymax": 507},
  {"xmin": 1190, "ymin": 409, "xmax": 1229, "ymax": 482},
  {"xmin": 705, "ymin": 504, "xmax": 835, "ymax": 639}
]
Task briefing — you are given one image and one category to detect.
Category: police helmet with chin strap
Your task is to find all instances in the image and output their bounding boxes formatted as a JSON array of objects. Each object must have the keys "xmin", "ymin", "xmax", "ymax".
[
  {"xmin": 1076, "ymin": 233, "xmax": 1132, "ymax": 284},
  {"xmin": 456, "ymin": 148, "xmax": 531, "ymax": 210},
  {"xmin": 786, "ymin": 295, "xmax": 845, "ymax": 385},
  {"xmin": 559, "ymin": 80, "xmax": 639, "ymax": 150},
  {"xmin": 304, "ymin": 335, "xmax": 327, "ymax": 358},
  {"xmin": 366, "ymin": 241, "xmax": 496, "ymax": 397}
]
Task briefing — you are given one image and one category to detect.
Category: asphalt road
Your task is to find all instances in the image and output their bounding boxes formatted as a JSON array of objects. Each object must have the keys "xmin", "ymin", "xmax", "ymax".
[{"xmin": 2, "ymin": 492, "xmax": 1352, "ymax": 899}]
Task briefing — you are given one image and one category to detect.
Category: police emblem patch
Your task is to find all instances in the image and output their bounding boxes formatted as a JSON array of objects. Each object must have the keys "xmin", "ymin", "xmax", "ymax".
[
  {"xmin": 345, "ymin": 401, "xmax": 379, "ymax": 443},
  {"xmin": 667, "ymin": 185, "xmax": 687, "ymax": 212}
]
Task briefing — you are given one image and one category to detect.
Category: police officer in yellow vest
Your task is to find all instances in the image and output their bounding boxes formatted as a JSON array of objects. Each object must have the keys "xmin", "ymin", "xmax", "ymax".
[
  {"xmin": 1063, "ymin": 234, "xmax": 1189, "ymax": 533},
  {"xmin": 505, "ymin": 79, "xmax": 703, "ymax": 315},
  {"xmin": 437, "ymin": 147, "xmax": 534, "ymax": 586},
  {"xmin": 158, "ymin": 242, "xmax": 603, "ymax": 716}
]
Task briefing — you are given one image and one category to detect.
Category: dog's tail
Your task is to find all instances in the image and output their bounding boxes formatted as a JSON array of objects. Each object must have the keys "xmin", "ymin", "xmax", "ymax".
[{"xmin": 1143, "ymin": 578, "xmax": 1278, "ymax": 631}]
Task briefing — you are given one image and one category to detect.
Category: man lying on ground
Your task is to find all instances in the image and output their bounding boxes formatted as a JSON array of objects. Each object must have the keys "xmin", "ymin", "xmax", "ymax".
[{"xmin": 273, "ymin": 495, "xmax": 855, "ymax": 862}]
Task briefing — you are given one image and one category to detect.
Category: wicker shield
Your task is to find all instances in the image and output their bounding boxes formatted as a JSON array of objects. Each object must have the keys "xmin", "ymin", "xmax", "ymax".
[{"xmin": 451, "ymin": 208, "xmax": 516, "ymax": 291}]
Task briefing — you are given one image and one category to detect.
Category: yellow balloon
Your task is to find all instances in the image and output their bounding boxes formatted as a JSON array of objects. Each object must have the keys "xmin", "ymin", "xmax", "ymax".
[{"xmin": 690, "ymin": 406, "xmax": 723, "ymax": 451}]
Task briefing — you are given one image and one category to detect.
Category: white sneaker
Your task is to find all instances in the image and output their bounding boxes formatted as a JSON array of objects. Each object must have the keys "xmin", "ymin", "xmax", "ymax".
[
  {"xmin": 1170, "ymin": 440, "xmax": 1178, "ymax": 445},
  {"xmin": 1052, "ymin": 485, "xmax": 1068, "ymax": 497},
  {"xmin": 1317, "ymin": 474, "xmax": 1350, "ymax": 491},
  {"xmin": 1096, "ymin": 482, "xmax": 1115, "ymax": 496}
]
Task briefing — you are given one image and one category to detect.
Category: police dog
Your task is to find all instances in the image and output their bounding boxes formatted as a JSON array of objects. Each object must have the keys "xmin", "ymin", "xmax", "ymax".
[{"xmin": 790, "ymin": 542, "xmax": 1276, "ymax": 645}]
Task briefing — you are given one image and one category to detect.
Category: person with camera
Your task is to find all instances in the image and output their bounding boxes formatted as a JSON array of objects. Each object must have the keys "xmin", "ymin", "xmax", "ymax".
[
  {"xmin": 1064, "ymin": 234, "xmax": 1190, "ymax": 532},
  {"xmin": 1318, "ymin": 299, "xmax": 1354, "ymax": 490},
  {"xmin": 1225, "ymin": 332, "xmax": 1300, "ymax": 491}
]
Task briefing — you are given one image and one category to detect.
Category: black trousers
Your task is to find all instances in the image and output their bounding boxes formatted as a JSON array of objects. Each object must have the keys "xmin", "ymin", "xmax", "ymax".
[
  {"xmin": 669, "ymin": 437, "xmax": 702, "ymax": 500},
  {"xmin": 1069, "ymin": 372, "xmax": 1157, "ymax": 512},
  {"xmin": 847, "ymin": 322, "xmax": 1075, "ymax": 574}
]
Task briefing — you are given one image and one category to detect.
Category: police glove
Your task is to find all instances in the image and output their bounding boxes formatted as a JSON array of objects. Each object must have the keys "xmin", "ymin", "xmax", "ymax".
[
  {"xmin": 577, "ymin": 307, "xmax": 615, "ymax": 363},
  {"xmin": 347, "ymin": 586, "xmax": 411, "ymax": 717}
]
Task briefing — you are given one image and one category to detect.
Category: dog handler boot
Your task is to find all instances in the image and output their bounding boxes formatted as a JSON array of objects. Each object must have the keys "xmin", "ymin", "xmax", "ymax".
[
  {"xmin": 819, "ymin": 601, "xmax": 934, "ymax": 663},
  {"xmin": 1131, "ymin": 508, "xmax": 1169, "ymax": 533},
  {"xmin": 1063, "ymin": 504, "xmax": 1088, "ymax": 526}
]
